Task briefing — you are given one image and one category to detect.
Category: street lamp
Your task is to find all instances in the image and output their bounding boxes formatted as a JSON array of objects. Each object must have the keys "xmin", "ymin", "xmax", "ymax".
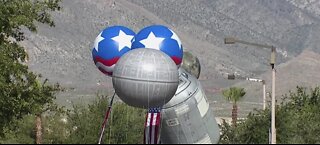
[
  {"xmin": 227, "ymin": 74, "xmax": 266, "ymax": 110},
  {"xmin": 224, "ymin": 37, "xmax": 276, "ymax": 144}
]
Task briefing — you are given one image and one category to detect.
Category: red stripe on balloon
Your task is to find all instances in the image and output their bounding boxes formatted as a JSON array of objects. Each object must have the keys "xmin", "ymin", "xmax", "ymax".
[
  {"xmin": 171, "ymin": 56, "xmax": 182, "ymax": 65},
  {"xmin": 95, "ymin": 56, "xmax": 120, "ymax": 66}
]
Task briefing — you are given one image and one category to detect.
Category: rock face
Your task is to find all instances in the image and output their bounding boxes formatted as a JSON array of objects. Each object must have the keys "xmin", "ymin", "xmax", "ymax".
[{"xmin": 19, "ymin": 0, "xmax": 320, "ymax": 112}]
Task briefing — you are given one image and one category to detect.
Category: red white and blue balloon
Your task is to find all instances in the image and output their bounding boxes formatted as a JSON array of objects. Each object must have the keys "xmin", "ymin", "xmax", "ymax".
[
  {"xmin": 92, "ymin": 26, "xmax": 135, "ymax": 76},
  {"xmin": 131, "ymin": 25, "xmax": 183, "ymax": 67}
]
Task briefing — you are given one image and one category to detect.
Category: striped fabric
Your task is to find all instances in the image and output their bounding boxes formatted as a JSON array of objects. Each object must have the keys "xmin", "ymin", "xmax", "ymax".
[{"xmin": 144, "ymin": 107, "xmax": 162, "ymax": 144}]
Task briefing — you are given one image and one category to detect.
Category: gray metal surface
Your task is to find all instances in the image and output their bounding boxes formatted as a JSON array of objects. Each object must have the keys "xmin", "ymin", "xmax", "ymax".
[
  {"xmin": 112, "ymin": 48, "xmax": 179, "ymax": 109},
  {"xmin": 160, "ymin": 68, "xmax": 220, "ymax": 144}
]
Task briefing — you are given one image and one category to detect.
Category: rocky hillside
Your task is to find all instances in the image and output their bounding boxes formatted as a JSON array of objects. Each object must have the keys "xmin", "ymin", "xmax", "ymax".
[{"xmin": 19, "ymin": 0, "xmax": 320, "ymax": 112}]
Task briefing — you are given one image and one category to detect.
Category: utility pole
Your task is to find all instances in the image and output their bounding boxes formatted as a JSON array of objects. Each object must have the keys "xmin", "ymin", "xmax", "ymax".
[{"xmin": 224, "ymin": 37, "xmax": 277, "ymax": 144}]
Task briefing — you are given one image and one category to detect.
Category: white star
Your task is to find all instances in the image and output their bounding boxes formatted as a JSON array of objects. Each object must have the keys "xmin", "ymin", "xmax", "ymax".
[
  {"xmin": 94, "ymin": 32, "xmax": 104, "ymax": 52},
  {"xmin": 170, "ymin": 30, "xmax": 182, "ymax": 49},
  {"xmin": 111, "ymin": 30, "xmax": 134, "ymax": 51},
  {"xmin": 140, "ymin": 32, "xmax": 165, "ymax": 50}
]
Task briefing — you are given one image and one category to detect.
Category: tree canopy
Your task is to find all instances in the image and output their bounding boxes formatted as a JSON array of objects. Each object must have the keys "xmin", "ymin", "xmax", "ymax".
[
  {"xmin": 0, "ymin": 96, "xmax": 146, "ymax": 144},
  {"xmin": 222, "ymin": 87, "xmax": 246, "ymax": 103},
  {"xmin": 65, "ymin": 96, "xmax": 146, "ymax": 144},
  {"xmin": 0, "ymin": 0, "xmax": 62, "ymax": 136},
  {"xmin": 222, "ymin": 87, "xmax": 246, "ymax": 126},
  {"xmin": 219, "ymin": 86, "xmax": 320, "ymax": 144}
]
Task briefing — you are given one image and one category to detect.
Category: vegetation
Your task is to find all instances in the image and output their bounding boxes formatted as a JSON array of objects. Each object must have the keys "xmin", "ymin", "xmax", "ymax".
[
  {"xmin": 0, "ymin": 0, "xmax": 62, "ymax": 139},
  {"xmin": 65, "ymin": 96, "xmax": 145, "ymax": 144},
  {"xmin": 4, "ymin": 86, "xmax": 320, "ymax": 144},
  {"xmin": 0, "ymin": 96, "xmax": 146, "ymax": 144},
  {"xmin": 222, "ymin": 87, "xmax": 246, "ymax": 126},
  {"xmin": 219, "ymin": 86, "xmax": 320, "ymax": 144}
]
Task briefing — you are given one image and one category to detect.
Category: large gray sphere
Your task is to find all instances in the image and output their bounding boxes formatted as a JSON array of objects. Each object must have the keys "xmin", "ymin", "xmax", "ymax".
[{"xmin": 112, "ymin": 48, "xmax": 179, "ymax": 109}]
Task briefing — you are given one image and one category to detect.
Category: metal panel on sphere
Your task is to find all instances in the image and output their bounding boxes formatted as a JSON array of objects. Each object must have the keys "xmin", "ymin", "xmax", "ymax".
[{"xmin": 112, "ymin": 48, "xmax": 179, "ymax": 108}]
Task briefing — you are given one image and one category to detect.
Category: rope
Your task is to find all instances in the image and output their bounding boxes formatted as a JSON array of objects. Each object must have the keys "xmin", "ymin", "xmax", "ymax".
[{"xmin": 98, "ymin": 92, "xmax": 116, "ymax": 144}]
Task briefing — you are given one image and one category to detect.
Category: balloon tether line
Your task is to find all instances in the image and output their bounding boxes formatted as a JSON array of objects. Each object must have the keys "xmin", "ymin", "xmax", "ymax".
[{"xmin": 98, "ymin": 92, "xmax": 116, "ymax": 144}]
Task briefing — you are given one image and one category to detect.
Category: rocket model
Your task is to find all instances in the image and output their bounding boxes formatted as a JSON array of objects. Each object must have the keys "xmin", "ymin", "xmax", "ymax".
[{"xmin": 160, "ymin": 68, "xmax": 220, "ymax": 144}]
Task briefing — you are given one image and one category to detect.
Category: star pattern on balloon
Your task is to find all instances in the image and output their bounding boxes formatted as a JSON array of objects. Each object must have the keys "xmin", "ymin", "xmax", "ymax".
[
  {"xmin": 170, "ymin": 30, "xmax": 182, "ymax": 49},
  {"xmin": 111, "ymin": 30, "xmax": 134, "ymax": 51},
  {"xmin": 140, "ymin": 32, "xmax": 165, "ymax": 50},
  {"xmin": 94, "ymin": 32, "xmax": 105, "ymax": 52}
]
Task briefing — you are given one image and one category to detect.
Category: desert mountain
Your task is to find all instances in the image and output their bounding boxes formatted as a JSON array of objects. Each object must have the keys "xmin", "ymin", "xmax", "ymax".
[{"xmin": 18, "ymin": 0, "xmax": 320, "ymax": 113}]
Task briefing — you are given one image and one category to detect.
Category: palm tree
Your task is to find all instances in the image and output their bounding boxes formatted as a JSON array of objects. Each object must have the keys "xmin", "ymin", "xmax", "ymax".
[{"xmin": 222, "ymin": 87, "xmax": 246, "ymax": 126}]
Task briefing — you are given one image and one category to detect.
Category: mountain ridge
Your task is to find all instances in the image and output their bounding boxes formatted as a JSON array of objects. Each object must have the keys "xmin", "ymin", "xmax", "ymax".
[{"xmin": 18, "ymin": 0, "xmax": 320, "ymax": 112}]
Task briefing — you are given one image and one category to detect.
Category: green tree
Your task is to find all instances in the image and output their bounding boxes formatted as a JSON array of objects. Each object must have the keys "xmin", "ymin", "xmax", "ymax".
[
  {"xmin": 65, "ymin": 96, "xmax": 146, "ymax": 144},
  {"xmin": 219, "ymin": 86, "xmax": 320, "ymax": 144},
  {"xmin": 0, "ymin": 95, "xmax": 147, "ymax": 144},
  {"xmin": 41, "ymin": 109, "xmax": 69, "ymax": 144},
  {"xmin": 222, "ymin": 87, "xmax": 246, "ymax": 126},
  {"xmin": 0, "ymin": 110, "xmax": 68, "ymax": 144},
  {"xmin": 0, "ymin": 115, "xmax": 36, "ymax": 144},
  {"xmin": 0, "ymin": 0, "xmax": 61, "ymax": 138}
]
